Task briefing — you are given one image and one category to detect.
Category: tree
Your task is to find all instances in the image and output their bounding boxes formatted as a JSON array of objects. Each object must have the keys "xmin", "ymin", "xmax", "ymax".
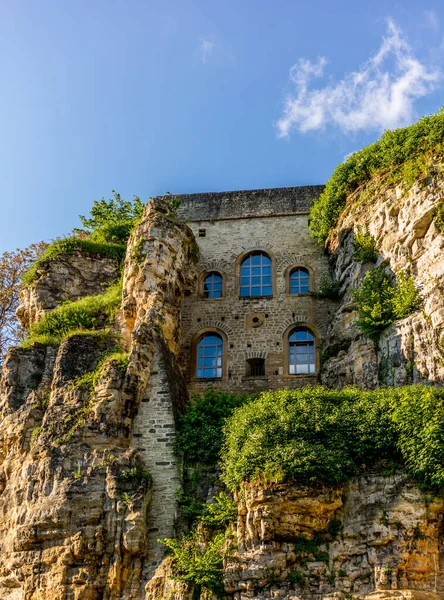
[
  {"xmin": 75, "ymin": 191, "xmax": 145, "ymax": 244},
  {"xmin": 0, "ymin": 242, "xmax": 48, "ymax": 363}
]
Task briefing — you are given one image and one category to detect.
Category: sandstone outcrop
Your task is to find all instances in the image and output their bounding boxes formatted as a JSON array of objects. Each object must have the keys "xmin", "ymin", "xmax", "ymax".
[
  {"xmin": 226, "ymin": 475, "xmax": 444, "ymax": 600},
  {"xmin": 16, "ymin": 250, "xmax": 121, "ymax": 329},
  {"xmin": 321, "ymin": 166, "xmax": 444, "ymax": 389}
]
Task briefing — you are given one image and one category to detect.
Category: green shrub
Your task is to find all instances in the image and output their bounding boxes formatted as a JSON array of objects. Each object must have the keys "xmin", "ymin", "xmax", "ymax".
[
  {"xmin": 222, "ymin": 385, "xmax": 444, "ymax": 491},
  {"xmin": 313, "ymin": 273, "xmax": 340, "ymax": 300},
  {"xmin": 76, "ymin": 191, "xmax": 144, "ymax": 244},
  {"xmin": 199, "ymin": 492, "xmax": 237, "ymax": 528},
  {"xmin": 310, "ymin": 110, "xmax": 444, "ymax": 245},
  {"xmin": 22, "ymin": 237, "xmax": 126, "ymax": 286},
  {"xmin": 352, "ymin": 268, "xmax": 396, "ymax": 346},
  {"xmin": 160, "ymin": 530, "xmax": 228, "ymax": 596},
  {"xmin": 175, "ymin": 388, "xmax": 249, "ymax": 465},
  {"xmin": 392, "ymin": 270, "xmax": 421, "ymax": 319},
  {"xmin": 120, "ymin": 467, "xmax": 152, "ymax": 487},
  {"xmin": 352, "ymin": 268, "xmax": 420, "ymax": 346},
  {"xmin": 352, "ymin": 227, "xmax": 378, "ymax": 263},
  {"xmin": 434, "ymin": 201, "xmax": 444, "ymax": 233},
  {"xmin": 24, "ymin": 282, "xmax": 121, "ymax": 345}
]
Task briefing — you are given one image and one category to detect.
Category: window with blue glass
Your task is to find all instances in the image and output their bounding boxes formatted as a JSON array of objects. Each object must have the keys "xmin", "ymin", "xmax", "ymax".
[
  {"xmin": 289, "ymin": 267, "xmax": 310, "ymax": 294},
  {"xmin": 240, "ymin": 252, "xmax": 272, "ymax": 297},
  {"xmin": 196, "ymin": 333, "xmax": 223, "ymax": 379},
  {"xmin": 288, "ymin": 327, "xmax": 316, "ymax": 374},
  {"xmin": 202, "ymin": 272, "xmax": 223, "ymax": 299}
]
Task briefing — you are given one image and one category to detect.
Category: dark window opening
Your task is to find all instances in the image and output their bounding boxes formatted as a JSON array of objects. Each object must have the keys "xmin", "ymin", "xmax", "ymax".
[
  {"xmin": 246, "ymin": 358, "xmax": 265, "ymax": 377},
  {"xmin": 198, "ymin": 229, "xmax": 206, "ymax": 237}
]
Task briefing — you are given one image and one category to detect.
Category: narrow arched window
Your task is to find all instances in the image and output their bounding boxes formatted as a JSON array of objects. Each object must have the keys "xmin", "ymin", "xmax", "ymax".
[
  {"xmin": 288, "ymin": 327, "xmax": 316, "ymax": 374},
  {"xmin": 289, "ymin": 267, "xmax": 310, "ymax": 294},
  {"xmin": 240, "ymin": 252, "xmax": 272, "ymax": 297},
  {"xmin": 202, "ymin": 272, "xmax": 223, "ymax": 299},
  {"xmin": 196, "ymin": 333, "xmax": 223, "ymax": 379}
]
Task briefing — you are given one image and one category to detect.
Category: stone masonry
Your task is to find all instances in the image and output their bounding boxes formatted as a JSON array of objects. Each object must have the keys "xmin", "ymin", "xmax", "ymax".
[{"xmin": 176, "ymin": 187, "xmax": 334, "ymax": 394}]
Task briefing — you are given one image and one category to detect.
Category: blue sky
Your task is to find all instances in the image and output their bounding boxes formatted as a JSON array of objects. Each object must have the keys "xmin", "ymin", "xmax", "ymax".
[{"xmin": 1, "ymin": 0, "xmax": 443, "ymax": 252}]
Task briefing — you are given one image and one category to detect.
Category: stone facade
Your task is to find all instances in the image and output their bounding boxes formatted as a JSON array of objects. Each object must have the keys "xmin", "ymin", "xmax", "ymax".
[{"xmin": 177, "ymin": 187, "xmax": 334, "ymax": 394}]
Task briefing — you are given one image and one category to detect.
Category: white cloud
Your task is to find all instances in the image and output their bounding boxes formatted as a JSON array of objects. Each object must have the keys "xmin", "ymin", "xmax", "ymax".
[
  {"xmin": 200, "ymin": 39, "xmax": 216, "ymax": 64},
  {"xmin": 276, "ymin": 20, "xmax": 441, "ymax": 137}
]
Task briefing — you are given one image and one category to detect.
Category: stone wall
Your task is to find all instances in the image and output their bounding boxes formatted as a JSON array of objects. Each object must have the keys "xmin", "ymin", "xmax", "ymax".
[
  {"xmin": 180, "ymin": 212, "xmax": 334, "ymax": 394},
  {"xmin": 176, "ymin": 186, "xmax": 324, "ymax": 222}
]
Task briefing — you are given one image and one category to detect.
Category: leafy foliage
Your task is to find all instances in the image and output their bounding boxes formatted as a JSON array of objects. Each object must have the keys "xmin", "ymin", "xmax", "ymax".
[
  {"xmin": 313, "ymin": 273, "xmax": 340, "ymax": 300},
  {"xmin": 352, "ymin": 226, "xmax": 378, "ymax": 263},
  {"xmin": 221, "ymin": 385, "xmax": 444, "ymax": 491},
  {"xmin": 161, "ymin": 530, "xmax": 228, "ymax": 596},
  {"xmin": 77, "ymin": 191, "xmax": 144, "ymax": 244},
  {"xmin": 0, "ymin": 242, "xmax": 48, "ymax": 360},
  {"xmin": 22, "ymin": 282, "xmax": 121, "ymax": 346},
  {"xmin": 199, "ymin": 492, "xmax": 237, "ymax": 528},
  {"xmin": 175, "ymin": 388, "xmax": 249, "ymax": 464},
  {"xmin": 22, "ymin": 237, "xmax": 126, "ymax": 287},
  {"xmin": 352, "ymin": 268, "xmax": 420, "ymax": 346},
  {"xmin": 310, "ymin": 110, "xmax": 444, "ymax": 245}
]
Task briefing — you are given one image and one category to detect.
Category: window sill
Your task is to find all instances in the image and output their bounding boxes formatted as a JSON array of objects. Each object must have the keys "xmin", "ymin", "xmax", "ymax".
[
  {"xmin": 239, "ymin": 295, "xmax": 273, "ymax": 300},
  {"xmin": 283, "ymin": 373, "xmax": 318, "ymax": 378},
  {"xmin": 194, "ymin": 377, "xmax": 224, "ymax": 382},
  {"xmin": 242, "ymin": 375, "xmax": 268, "ymax": 381}
]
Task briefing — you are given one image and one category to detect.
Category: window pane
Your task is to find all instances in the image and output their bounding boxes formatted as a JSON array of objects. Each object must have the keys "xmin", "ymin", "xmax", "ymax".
[
  {"xmin": 196, "ymin": 334, "xmax": 223, "ymax": 379},
  {"xmin": 288, "ymin": 327, "xmax": 315, "ymax": 375},
  {"xmin": 239, "ymin": 252, "xmax": 273, "ymax": 297}
]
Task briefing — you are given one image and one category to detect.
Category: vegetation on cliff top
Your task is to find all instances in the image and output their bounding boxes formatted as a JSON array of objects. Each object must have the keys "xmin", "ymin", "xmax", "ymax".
[
  {"xmin": 21, "ymin": 281, "xmax": 122, "ymax": 347},
  {"xmin": 75, "ymin": 191, "xmax": 145, "ymax": 244},
  {"xmin": 221, "ymin": 385, "xmax": 444, "ymax": 490},
  {"xmin": 309, "ymin": 110, "xmax": 444, "ymax": 245},
  {"xmin": 22, "ymin": 192, "xmax": 144, "ymax": 286},
  {"xmin": 22, "ymin": 237, "xmax": 126, "ymax": 286}
]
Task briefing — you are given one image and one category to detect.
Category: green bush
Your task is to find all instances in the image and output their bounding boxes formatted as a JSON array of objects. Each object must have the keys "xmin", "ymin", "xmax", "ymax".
[
  {"xmin": 23, "ymin": 282, "xmax": 121, "ymax": 345},
  {"xmin": 221, "ymin": 385, "xmax": 444, "ymax": 491},
  {"xmin": 392, "ymin": 270, "xmax": 421, "ymax": 319},
  {"xmin": 310, "ymin": 110, "xmax": 444, "ymax": 245},
  {"xmin": 312, "ymin": 273, "xmax": 341, "ymax": 300},
  {"xmin": 77, "ymin": 191, "xmax": 144, "ymax": 244},
  {"xmin": 352, "ymin": 227, "xmax": 378, "ymax": 263},
  {"xmin": 22, "ymin": 237, "xmax": 126, "ymax": 286},
  {"xmin": 434, "ymin": 201, "xmax": 444, "ymax": 233},
  {"xmin": 199, "ymin": 492, "xmax": 237, "ymax": 528},
  {"xmin": 175, "ymin": 388, "xmax": 249, "ymax": 464},
  {"xmin": 161, "ymin": 530, "xmax": 227, "ymax": 596},
  {"xmin": 352, "ymin": 268, "xmax": 396, "ymax": 345},
  {"xmin": 352, "ymin": 268, "xmax": 420, "ymax": 346}
]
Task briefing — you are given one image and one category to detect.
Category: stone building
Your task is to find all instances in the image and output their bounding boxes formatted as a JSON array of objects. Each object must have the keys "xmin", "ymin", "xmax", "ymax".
[{"xmin": 176, "ymin": 185, "xmax": 334, "ymax": 394}]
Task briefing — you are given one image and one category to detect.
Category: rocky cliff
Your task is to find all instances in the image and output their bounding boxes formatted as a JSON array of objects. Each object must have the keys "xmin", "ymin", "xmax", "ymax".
[
  {"xmin": 321, "ymin": 162, "xmax": 444, "ymax": 389},
  {"xmin": 0, "ymin": 169, "xmax": 443, "ymax": 600}
]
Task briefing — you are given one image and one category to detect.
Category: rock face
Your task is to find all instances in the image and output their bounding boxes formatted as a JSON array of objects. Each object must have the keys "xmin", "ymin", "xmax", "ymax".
[
  {"xmin": 16, "ymin": 250, "xmax": 121, "ymax": 328},
  {"xmin": 1, "ymin": 183, "xmax": 444, "ymax": 599},
  {"xmin": 0, "ymin": 197, "xmax": 198, "ymax": 600},
  {"xmin": 226, "ymin": 475, "xmax": 444, "ymax": 600},
  {"xmin": 321, "ymin": 169, "xmax": 444, "ymax": 389}
]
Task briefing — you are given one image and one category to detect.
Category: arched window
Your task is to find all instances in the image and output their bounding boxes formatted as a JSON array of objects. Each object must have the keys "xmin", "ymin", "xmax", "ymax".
[
  {"xmin": 289, "ymin": 267, "xmax": 310, "ymax": 294},
  {"xmin": 202, "ymin": 272, "xmax": 223, "ymax": 299},
  {"xmin": 240, "ymin": 252, "xmax": 272, "ymax": 297},
  {"xmin": 196, "ymin": 333, "xmax": 223, "ymax": 379},
  {"xmin": 288, "ymin": 327, "xmax": 316, "ymax": 374}
]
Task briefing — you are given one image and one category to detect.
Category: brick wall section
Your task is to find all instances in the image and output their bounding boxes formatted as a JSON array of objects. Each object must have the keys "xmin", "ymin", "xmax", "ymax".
[
  {"xmin": 131, "ymin": 342, "xmax": 183, "ymax": 579},
  {"xmin": 179, "ymin": 210, "xmax": 336, "ymax": 395},
  {"xmin": 175, "ymin": 185, "xmax": 324, "ymax": 221}
]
